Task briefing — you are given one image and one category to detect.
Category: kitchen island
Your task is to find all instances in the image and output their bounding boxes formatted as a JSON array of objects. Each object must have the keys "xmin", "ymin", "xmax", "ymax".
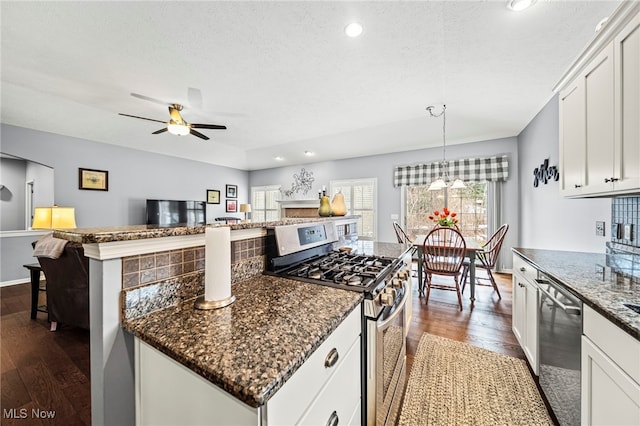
[{"xmin": 50, "ymin": 217, "xmax": 366, "ymax": 425}]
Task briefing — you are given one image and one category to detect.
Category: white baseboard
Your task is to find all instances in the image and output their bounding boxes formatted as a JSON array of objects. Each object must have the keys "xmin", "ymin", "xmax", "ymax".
[{"xmin": 1, "ymin": 277, "xmax": 30, "ymax": 287}]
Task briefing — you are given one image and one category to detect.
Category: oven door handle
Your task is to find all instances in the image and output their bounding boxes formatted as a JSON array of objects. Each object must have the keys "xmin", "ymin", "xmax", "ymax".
[
  {"xmin": 377, "ymin": 283, "xmax": 409, "ymax": 331},
  {"xmin": 536, "ymin": 280, "xmax": 581, "ymax": 314}
]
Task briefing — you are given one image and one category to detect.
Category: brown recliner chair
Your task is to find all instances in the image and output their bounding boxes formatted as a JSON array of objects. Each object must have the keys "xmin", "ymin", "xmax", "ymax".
[{"xmin": 35, "ymin": 242, "xmax": 90, "ymax": 331}]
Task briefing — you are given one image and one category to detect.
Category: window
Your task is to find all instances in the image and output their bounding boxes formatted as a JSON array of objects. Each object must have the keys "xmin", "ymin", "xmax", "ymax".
[
  {"xmin": 251, "ymin": 185, "xmax": 281, "ymax": 222},
  {"xmin": 330, "ymin": 178, "xmax": 377, "ymax": 240},
  {"xmin": 404, "ymin": 182, "xmax": 495, "ymax": 244}
]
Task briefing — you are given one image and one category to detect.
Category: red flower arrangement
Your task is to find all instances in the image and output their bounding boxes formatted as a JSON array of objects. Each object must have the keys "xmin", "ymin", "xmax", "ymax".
[{"xmin": 429, "ymin": 207, "xmax": 458, "ymax": 227}]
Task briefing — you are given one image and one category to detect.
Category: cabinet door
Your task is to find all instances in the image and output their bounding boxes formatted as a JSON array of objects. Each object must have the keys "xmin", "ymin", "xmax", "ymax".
[
  {"xmin": 511, "ymin": 273, "xmax": 526, "ymax": 347},
  {"xmin": 581, "ymin": 336, "xmax": 640, "ymax": 426},
  {"xmin": 614, "ymin": 13, "xmax": 640, "ymax": 193},
  {"xmin": 584, "ymin": 43, "xmax": 615, "ymax": 194},
  {"xmin": 559, "ymin": 80, "xmax": 586, "ymax": 196},
  {"xmin": 524, "ymin": 281, "xmax": 538, "ymax": 376}
]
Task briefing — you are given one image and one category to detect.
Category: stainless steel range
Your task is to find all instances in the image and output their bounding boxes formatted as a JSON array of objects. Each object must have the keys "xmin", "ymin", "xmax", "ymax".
[{"xmin": 266, "ymin": 222, "xmax": 411, "ymax": 426}]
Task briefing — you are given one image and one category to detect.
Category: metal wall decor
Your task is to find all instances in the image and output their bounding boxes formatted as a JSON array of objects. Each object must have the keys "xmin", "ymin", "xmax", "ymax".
[
  {"xmin": 533, "ymin": 159, "xmax": 559, "ymax": 187},
  {"xmin": 282, "ymin": 168, "xmax": 315, "ymax": 198}
]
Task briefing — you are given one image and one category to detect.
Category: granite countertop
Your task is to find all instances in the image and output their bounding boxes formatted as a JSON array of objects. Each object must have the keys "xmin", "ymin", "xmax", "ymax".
[
  {"xmin": 513, "ymin": 248, "xmax": 639, "ymax": 340},
  {"xmin": 122, "ymin": 274, "xmax": 363, "ymax": 408},
  {"xmin": 53, "ymin": 216, "xmax": 360, "ymax": 244}
]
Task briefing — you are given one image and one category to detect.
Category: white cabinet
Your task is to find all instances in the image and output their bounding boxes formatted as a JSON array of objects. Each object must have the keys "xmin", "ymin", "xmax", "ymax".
[
  {"xmin": 558, "ymin": 5, "xmax": 640, "ymax": 197},
  {"xmin": 581, "ymin": 306, "xmax": 640, "ymax": 426},
  {"xmin": 511, "ymin": 254, "xmax": 539, "ymax": 375},
  {"xmin": 135, "ymin": 305, "xmax": 362, "ymax": 426},
  {"xmin": 613, "ymin": 13, "xmax": 640, "ymax": 193}
]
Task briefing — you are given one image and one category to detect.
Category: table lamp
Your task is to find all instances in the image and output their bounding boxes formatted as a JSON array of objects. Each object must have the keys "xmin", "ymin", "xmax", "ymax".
[
  {"xmin": 239, "ymin": 204, "xmax": 251, "ymax": 222},
  {"xmin": 31, "ymin": 206, "xmax": 77, "ymax": 229}
]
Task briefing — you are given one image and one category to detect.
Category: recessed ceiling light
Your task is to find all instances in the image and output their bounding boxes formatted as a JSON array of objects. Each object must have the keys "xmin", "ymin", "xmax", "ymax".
[
  {"xmin": 304, "ymin": 151, "xmax": 315, "ymax": 156},
  {"xmin": 507, "ymin": 0, "xmax": 536, "ymax": 12},
  {"xmin": 344, "ymin": 22, "xmax": 363, "ymax": 38},
  {"xmin": 274, "ymin": 156, "xmax": 284, "ymax": 161}
]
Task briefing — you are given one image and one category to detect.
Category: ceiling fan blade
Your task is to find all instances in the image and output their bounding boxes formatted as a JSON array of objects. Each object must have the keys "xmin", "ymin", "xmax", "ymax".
[
  {"xmin": 130, "ymin": 92, "xmax": 170, "ymax": 106},
  {"xmin": 191, "ymin": 123, "xmax": 227, "ymax": 130},
  {"xmin": 118, "ymin": 113, "xmax": 166, "ymax": 124},
  {"xmin": 152, "ymin": 128, "xmax": 168, "ymax": 135},
  {"xmin": 189, "ymin": 129, "xmax": 210, "ymax": 140}
]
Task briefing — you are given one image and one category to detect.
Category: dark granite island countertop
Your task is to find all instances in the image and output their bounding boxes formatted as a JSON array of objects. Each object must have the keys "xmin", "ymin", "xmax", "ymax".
[
  {"xmin": 53, "ymin": 216, "xmax": 360, "ymax": 244},
  {"xmin": 122, "ymin": 274, "xmax": 363, "ymax": 408},
  {"xmin": 513, "ymin": 248, "xmax": 640, "ymax": 340}
]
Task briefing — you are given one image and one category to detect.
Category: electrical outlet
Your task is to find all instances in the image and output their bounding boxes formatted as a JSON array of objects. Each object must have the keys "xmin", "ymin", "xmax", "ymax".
[
  {"xmin": 390, "ymin": 214, "xmax": 399, "ymax": 221},
  {"xmin": 596, "ymin": 221, "xmax": 605, "ymax": 236}
]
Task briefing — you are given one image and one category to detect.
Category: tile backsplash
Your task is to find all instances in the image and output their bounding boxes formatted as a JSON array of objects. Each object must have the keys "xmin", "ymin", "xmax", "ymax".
[
  {"xmin": 121, "ymin": 236, "xmax": 266, "ymax": 321},
  {"xmin": 611, "ymin": 197, "xmax": 639, "ymax": 247}
]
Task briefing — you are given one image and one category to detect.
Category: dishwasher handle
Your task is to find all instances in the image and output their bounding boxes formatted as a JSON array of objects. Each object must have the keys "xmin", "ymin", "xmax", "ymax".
[{"xmin": 536, "ymin": 279, "xmax": 581, "ymax": 314}]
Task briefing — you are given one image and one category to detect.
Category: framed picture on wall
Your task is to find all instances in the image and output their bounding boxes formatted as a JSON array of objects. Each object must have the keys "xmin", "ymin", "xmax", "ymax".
[
  {"xmin": 226, "ymin": 199, "xmax": 237, "ymax": 212},
  {"xmin": 225, "ymin": 184, "xmax": 237, "ymax": 198},
  {"xmin": 206, "ymin": 189, "xmax": 220, "ymax": 204},
  {"xmin": 79, "ymin": 168, "xmax": 109, "ymax": 191}
]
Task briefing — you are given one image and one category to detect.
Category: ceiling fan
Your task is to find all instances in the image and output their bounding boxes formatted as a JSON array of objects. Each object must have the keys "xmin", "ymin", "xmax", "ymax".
[{"xmin": 119, "ymin": 93, "xmax": 226, "ymax": 140}]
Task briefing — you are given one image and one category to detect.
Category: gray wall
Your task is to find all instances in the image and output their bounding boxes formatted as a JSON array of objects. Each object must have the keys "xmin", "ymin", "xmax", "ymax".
[
  {"xmin": 517, "ymin": 95, "xmax": 610, "ymax": 253},
  {"xmin": 249, "ymin": 136, "xmax": 520, "ymax": 270},
  {"xmin": 0, "ymin": 157, "xmax": 26, "ymax": 230},
  {"xmin": 1, "ymin": 124, "xmax": 249, "ymax": 283}
]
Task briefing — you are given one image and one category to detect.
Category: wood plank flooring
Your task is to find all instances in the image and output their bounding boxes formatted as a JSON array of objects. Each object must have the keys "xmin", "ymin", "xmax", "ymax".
[
  {"xmin": 1, "ymin": 283, "xmax": 90, "ymax": 425},
  {"xmin": 1, "ymin": 272, "xmax": 522, "ymax": 425}
]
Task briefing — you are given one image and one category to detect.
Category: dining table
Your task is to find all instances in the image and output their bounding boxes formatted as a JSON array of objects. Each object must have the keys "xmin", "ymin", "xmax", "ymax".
[{"xmin": 411, "ymin": 234, "xmax": 484, "ymax": 303}]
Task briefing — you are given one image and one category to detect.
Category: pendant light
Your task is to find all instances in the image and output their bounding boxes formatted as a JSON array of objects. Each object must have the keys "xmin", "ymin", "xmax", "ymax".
[{"xmin": 426, "ymin": 104, "xmax": 466, "ymax": 191}]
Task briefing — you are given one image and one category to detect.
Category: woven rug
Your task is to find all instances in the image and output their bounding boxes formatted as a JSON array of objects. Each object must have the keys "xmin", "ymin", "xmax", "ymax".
[{"xmin": 398, "ymin": 333, "xmax": 554, "ymax": 426}]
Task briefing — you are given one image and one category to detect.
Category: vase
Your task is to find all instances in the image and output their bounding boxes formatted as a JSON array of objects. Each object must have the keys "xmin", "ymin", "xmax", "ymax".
[
  {"xmin": 330, "ymin": 191, "xmax": 347, "ymax": 216},
  {"xmin": 318, "ymin": 196, "xmax": 332, "ymax": 217}
]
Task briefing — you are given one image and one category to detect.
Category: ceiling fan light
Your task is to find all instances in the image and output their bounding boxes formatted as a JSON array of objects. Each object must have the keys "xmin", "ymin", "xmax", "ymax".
[
  {"xmin": 450, "ymin": 179, "xmax": 466, "ymax": 189},
  {"xmin": 428, "ymin": 178, "xmax": 447, "ymax": 191},
  {"xmin": 167, "ymin": 123, "xmax": 189, "ymax": 136}
]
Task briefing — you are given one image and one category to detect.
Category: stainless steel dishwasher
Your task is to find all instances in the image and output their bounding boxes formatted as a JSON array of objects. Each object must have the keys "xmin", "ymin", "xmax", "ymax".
[{"xmin": 536, "ymin": 275, "xmax": 583, "ymax": 426}]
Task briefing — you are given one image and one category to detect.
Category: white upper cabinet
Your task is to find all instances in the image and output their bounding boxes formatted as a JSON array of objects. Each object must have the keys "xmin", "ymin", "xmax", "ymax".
[
  {"xmin": 613, "ymin": 12, "xmax": 640, "ymax": 193},
  {"xmin": 557, "ymin": 3, "xmax": 640, "ymax": 197}
]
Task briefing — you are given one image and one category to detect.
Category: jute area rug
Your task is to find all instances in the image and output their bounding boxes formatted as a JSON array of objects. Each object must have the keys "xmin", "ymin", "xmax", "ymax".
[{"xmin": 398, "ymin": 333, "xmax": 554, "ymax": 426}]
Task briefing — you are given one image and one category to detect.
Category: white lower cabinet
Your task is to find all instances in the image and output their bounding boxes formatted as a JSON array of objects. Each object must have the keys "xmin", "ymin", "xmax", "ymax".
[
  {"xmin": 582, "ymin": 306, "xmax": 640, "ymax": 426},
  {"xmin": 135, "ymin": 305, "xmax": 362, "ymax": 426},
  {"xmin": 512, "ymin": 254, "xmax": 539, "ymax": 375}
]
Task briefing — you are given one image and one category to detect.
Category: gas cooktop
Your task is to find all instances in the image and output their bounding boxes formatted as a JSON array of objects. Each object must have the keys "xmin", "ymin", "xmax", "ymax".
[{"xmin": 279, "ymin": 250, "xmax": 398, "ymax": 293}]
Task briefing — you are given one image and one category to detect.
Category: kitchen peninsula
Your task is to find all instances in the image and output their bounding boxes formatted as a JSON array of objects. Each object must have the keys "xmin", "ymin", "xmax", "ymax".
[{"xmin": 52, "ymin": 217, "xmax": 367, "ymax": 426}]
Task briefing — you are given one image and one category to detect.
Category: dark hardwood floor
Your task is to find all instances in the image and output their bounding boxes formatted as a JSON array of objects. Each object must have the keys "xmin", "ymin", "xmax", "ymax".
[
  {"xmin": 1, "ymin": 282, "xmax": 90, "ymax": 425},
  {"xmin": 0, "ymin": 272, "xmax": 521, "ymax": 425}
]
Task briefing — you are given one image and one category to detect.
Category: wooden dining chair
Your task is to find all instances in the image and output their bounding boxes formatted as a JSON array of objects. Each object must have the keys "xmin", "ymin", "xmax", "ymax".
[
  {"xmin": 393, "ymin": 221, "xmax": 419, "ymax": 276},
  {"xmin": 421, "ymin": 226, "xmax": 467, "ymax": 310},
  {"xmin": 461, "ymin": 224, "xmax": 509, "ymax": 299},
  {"xmin": 392, "ymin": 221, "xmax": 411, "ymax": 244}
]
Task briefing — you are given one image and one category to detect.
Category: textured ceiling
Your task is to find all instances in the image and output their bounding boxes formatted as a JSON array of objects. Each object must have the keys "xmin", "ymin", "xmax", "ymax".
[{"xmin": 0, "ymin": 1, "xmax": 620, "ymax": 170}]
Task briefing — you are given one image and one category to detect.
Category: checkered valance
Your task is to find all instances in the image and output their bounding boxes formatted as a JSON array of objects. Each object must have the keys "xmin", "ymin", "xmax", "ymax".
[{"xmin": 393, "ymin": 155, "xmax": 509, "ymax": 187}]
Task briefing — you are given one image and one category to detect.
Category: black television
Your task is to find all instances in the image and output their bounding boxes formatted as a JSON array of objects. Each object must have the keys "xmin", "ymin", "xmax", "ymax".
[{"xmin": 146, "ymin": 199, "xmax": 206, "ymax": 227}]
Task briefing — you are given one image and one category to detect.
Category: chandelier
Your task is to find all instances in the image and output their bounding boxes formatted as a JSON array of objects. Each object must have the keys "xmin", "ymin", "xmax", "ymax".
[{"xmin": 426, "ymin": 104, "xmax": 466, "ymax": 191}]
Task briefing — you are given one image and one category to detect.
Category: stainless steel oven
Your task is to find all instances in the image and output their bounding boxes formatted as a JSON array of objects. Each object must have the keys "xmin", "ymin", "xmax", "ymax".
[
  {"xmin": 266, "ymin": 222, "xmax": 411, "ymax": 426},
  {"xmin": 537, "ymin": 275, "xmax": 582, "ymax": 426},
  {"xmin": 366, "ymin": 280, "xmax": 408, "ymax": 426}
]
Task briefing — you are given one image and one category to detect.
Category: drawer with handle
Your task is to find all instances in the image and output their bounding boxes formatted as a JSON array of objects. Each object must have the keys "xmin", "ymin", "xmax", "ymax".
[
  {"xmin": 267, "ymin": 305, "xmax": 361, "ymax": 426},
  {"xmin": 513, "ymin": 254, "xmax": 538, "ymax": 283}
]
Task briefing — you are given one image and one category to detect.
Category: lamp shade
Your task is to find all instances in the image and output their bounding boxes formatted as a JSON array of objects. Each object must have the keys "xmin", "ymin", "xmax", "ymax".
[
  {"xmin": 32, "ymin": 206, "xmax": 77, "ymax": 229},
  {"xmin": 239, "ymin": 204, "xmax": 251, "ymax": 213}
]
